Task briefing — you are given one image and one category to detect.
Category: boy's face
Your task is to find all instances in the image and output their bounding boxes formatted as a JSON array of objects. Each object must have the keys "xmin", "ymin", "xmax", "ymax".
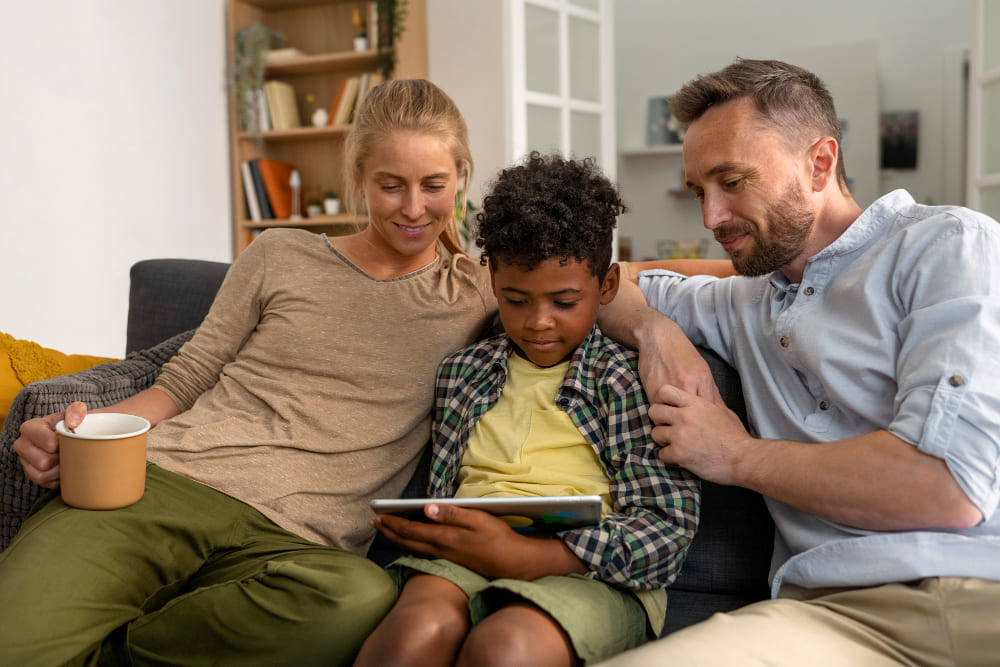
[{"xmin": 491, "ymin": 257, "xmax": 620, "ymax": 367}]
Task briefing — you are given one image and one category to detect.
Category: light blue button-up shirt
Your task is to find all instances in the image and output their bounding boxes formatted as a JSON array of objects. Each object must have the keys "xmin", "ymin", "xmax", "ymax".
[{"xmin": 639, "ymin": 190, "xmax": 1000, "ymax": 597}]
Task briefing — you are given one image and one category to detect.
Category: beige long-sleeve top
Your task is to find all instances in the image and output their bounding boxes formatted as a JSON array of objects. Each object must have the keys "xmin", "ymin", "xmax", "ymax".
[{"xmin": 149, "ymin": 228, "xmax": 495, "ymax": 554}]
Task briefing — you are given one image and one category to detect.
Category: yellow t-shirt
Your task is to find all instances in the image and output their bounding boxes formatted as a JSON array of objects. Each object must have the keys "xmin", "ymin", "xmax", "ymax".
[{"xmin": 455, "ymin": 352, "xmax": 612, "ymax": 514}]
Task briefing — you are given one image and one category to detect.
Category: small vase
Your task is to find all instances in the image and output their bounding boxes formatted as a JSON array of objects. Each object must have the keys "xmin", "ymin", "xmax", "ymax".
[
  {"xmin": 353, "ymin": 36, "xmax": 368, "ymax": 52},
  {"xmin": 324, "ymin": 198, "xmax": 341, "ymax": 215}
]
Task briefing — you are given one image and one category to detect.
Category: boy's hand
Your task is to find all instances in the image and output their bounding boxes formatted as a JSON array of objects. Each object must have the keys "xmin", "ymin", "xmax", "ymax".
[{"xmin": 372, "ymin": 503, "xmax": 587, "ymax": 580}]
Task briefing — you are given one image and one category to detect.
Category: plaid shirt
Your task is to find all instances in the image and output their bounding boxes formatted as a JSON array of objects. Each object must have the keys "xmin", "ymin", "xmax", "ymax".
[{"xmin": 430, "ymin": 325, "xmax": 700, "ymax": 591}]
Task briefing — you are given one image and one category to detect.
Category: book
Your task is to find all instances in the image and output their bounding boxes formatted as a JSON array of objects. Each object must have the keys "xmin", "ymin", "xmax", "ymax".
[
  {"xmin": 326, "ymin": 78, "xmax": 349, "ymax": 126},
  {"xmin": 367, "ymin": 1, "xmax": 379, "ymax": 50},
  {"xmin": 332, "ymin": 76, "xmax": 360, "ymax": 127},
  {"xmin": 354, "ymin": 72, "xmax": 372, "ymax": 118},
  {"xmin": 240, "ymin": 160, "xmax": 262, "ymax": 221},
  {"xmin": 264, "ymin": 47, "xmax": 306, "ymax": 63},
  {"xmin": 263, "ymin": 80, "xmax": 301, "ymax": 130},
  {"xmin": 256, "ymin": 89, "xmax": 271, "ymax": 132},
  {"xmin": 257, "ymin": 158, "xmax": 298, "ymax": 219},
  {"xmin": 248, "ymin": 158, "xmax": 274, "ymax": 219}
]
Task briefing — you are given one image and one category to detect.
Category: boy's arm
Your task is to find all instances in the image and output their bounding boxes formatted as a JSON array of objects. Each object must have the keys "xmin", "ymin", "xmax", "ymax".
[{"xmin": 559, "ymin": 362, "xmax": 701, "ymax": 590}]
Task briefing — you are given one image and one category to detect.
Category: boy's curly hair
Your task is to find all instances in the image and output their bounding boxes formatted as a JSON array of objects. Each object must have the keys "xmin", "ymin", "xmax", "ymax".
[{"xmin": 475, "ymin": 152, "xmax": 627, "ymax": 279}]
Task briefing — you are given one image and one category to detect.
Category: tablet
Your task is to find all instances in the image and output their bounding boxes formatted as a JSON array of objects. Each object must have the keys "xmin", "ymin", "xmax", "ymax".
[{"xmin": 370, "ymin": 495, "xmax": 603, "ymax": 536}]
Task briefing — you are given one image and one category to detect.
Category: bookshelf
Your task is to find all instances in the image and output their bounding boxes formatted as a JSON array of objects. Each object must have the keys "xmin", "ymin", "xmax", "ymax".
[{"xmin": 226, "ymin": 0, "xmax": 428, "ymax": 255}]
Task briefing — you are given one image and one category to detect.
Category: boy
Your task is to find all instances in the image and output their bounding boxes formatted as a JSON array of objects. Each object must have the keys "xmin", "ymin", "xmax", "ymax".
[{"xmin": 355, "ymin": 153, "xmax": 700, "ymax": 666}]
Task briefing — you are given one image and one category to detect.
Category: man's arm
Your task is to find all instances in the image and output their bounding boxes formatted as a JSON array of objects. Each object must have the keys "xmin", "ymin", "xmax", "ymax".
[
  {"xmin": 597, "ymin": 278, "xmax": 722, "ymax": 404},
  {"xmin": 651, "ymin": 384, "xmax": 984, "ymax": 531},
  {"xmin": 620, "ymin": 259, "xmax": 737, "ymax": 283}
]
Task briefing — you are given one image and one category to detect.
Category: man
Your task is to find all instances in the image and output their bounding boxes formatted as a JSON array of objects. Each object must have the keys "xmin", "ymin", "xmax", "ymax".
[{"xmin": 601, "ymin": 58, "xmax": 1000, "ymax": 665}]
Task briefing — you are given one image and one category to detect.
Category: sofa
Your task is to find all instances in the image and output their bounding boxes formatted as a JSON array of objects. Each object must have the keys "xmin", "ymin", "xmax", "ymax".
[{"xmin": 0, "ymin": 258, "xmax": 774, "ymax": 636}]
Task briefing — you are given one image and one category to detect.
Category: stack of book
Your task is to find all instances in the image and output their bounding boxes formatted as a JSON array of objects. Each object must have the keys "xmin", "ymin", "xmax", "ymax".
[
  {"xmin": 240, "ymin": 158, "xmax": 302, "ymax": 221},
  {"xmin": 327, "ymin": 72, "xmax": 379, "ymax": 127}
]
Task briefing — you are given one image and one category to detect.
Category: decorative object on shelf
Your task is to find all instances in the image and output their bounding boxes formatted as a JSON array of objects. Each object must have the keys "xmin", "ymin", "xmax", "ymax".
[
  {"xmin": 657, "ymin": 239, "xmax": 709, "ymax": 259},
  {"xmin": 289, "ymin": 169, "xmax": 302, "ymax": 221},
  {"xmin": 306, "ymin": 94, "xmax": 329, "ymax": 127},
  {"xmin": 352, "ymin": 8, "xmax": 368, "ymax": 51},
  {"xmin": 324, "ymin": 190, "xmax": 341, "ymax": 215},
  {"xmin": 646, "ymin": 95, "xmax": 685, "ymax": 146},
  {"xmin": 232, "ymin": 23, "xmax": 286, "ymax": 133},
  {"xmin": 306, "ymin": 200, "xmax": 323, "ymax": 218},
  {"xmin": 618, "ymin": 236, "xmax": 632, "ymax": 262}
]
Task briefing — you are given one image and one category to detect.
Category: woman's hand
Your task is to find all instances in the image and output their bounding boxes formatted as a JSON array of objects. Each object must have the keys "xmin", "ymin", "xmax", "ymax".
[
  {"xmin": 373, "ymin": 503, "xmax": 587, "ymax": 580},
  {"xmin": 13, "ymin": 401, "xmax": 89, "ymax": 489}
]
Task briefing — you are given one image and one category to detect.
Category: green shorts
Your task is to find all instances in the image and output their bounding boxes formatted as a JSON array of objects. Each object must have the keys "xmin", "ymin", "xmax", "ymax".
[{"xmin": 389, "ymin": 555, "xmax": 662, "ymax": 664}]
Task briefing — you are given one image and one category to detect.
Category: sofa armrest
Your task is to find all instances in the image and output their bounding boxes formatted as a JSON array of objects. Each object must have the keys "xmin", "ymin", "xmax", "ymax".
[{"xmin": 0, "ymin": 329, "xmax": 195, "ymax": 551}]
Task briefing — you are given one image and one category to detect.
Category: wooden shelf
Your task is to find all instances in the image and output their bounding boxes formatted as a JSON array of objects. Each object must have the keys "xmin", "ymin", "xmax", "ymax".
[
  {"xmin": 240, "ymin": 214, "xmax": 366, "ymax": 230},
  {"xmin": 239, "ymin": 124, "xmax": 351, "ymax": 142},
  {"xmin": 227, "ymin": 0, "xmax": 427, "ymax": 255},
  {"xmin": 265, "ymin": 49, "xmax": 383, "ymax": 76}
]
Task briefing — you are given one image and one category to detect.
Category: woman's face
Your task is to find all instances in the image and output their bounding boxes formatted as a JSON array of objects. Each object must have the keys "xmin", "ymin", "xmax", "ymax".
[{"xmin": 357, "ymin": 131, "xmax": 459, "ymax": 268}]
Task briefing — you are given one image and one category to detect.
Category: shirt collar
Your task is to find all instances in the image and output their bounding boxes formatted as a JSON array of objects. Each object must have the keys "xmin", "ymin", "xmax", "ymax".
[{"xmin": 767, "ymin": 189, "xmax": 916, "ymax": 290}]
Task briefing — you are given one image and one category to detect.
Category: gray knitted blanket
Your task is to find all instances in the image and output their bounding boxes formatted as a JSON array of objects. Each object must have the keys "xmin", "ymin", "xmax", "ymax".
[{"xmin": 0, "ymin": 329, "xmax": 194, "ymax": 551}]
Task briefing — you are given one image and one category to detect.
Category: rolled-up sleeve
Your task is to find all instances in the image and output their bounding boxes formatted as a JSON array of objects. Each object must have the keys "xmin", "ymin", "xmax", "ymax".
[{"xmin": 889, "ymin": 219, "xmax": 1000, "ymax": 519}]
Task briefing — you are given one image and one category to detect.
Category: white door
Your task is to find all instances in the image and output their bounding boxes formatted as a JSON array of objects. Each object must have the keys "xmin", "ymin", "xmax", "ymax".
[
  {"xmin": 508, "ymin": 0, "xmax": 615, "ymax": 177},
  {"xmin": 968, "ymin": 0, "xmax": 1000, "ymax": 219}
]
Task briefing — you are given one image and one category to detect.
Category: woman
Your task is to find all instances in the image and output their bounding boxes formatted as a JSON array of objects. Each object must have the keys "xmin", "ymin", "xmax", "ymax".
[{"xmin": 2, "ymin": 79, "xmax": 495, "ymax": 666}]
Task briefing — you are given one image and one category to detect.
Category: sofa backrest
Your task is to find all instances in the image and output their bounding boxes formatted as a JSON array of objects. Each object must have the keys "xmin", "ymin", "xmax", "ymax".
[{"xmin": 126, "ymin": 259, "xmax": 230, "ymax": 354}]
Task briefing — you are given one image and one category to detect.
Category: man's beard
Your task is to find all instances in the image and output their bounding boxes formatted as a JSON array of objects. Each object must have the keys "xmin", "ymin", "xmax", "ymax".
[{"xmin": 714, "ymin": 182, "xmax": 814, "ymax": 277}]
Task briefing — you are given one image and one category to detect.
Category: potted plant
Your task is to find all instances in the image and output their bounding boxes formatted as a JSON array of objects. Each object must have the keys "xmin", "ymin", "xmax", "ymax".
[
  {"xmin": 232, "ymin": 23, "xmax": 285, "ymax": 133},
  {"xmin": 324, "ymin": 190, "xmax": 341, "ymax": 215}
]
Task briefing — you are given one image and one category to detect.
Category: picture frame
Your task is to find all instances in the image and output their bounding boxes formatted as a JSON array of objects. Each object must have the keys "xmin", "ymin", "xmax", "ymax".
[
  {"xmin": 880, "ymin": 110, "xmax": 919, "ymax": 169},
  {"xmin": 646, "ymin": 96, "xmax": 684, "ymax": 146}
]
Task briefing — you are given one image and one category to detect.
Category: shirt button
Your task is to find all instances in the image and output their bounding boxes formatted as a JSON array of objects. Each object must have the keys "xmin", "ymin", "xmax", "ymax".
[
  {"xmin": 949, "ymin": 374, "xmax": 965, "ymax": 387},
  {"xmin": 779, "ymin": 336, "xmax": 790, "ymax": 348},
  {"xmin": 803, "ymin": 286, "xmax": 815, "ymax": 296},
  {"xmin": 819, "ymin": 399, "xmax": 831, "ymax": 410}
]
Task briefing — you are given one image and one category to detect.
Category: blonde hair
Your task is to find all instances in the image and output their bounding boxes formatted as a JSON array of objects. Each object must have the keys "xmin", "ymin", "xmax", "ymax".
[{"xmin": 344, "ymin": 79, "xmax": 473, "ymax": 255}]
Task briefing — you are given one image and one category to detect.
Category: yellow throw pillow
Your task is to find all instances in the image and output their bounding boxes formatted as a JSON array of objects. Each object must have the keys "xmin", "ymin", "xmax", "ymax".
[{"xmin": 0, "ymin": 332, "xmax": 120, "ymax": 425}]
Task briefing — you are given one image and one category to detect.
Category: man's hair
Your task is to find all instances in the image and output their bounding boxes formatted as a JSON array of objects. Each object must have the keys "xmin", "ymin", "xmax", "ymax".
[
  {"xmin": 475, "ymin": 152, "xmax": 626, "ymax": 279},
  {"xmin": 671, "ymin": 58, "xmax": 849, "ymax": 193}
]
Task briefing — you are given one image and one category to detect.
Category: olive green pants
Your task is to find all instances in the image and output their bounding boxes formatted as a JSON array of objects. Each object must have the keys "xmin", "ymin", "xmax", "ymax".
[{"xmin": 0, "ymin": 464, "xmax": 397, "ymax": 667}]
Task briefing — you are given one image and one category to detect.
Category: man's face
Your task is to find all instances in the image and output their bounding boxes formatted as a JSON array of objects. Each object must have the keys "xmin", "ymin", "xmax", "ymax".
[{"xmin": 683, "ymin": 98, "xmax": 816, "ymax": 277}]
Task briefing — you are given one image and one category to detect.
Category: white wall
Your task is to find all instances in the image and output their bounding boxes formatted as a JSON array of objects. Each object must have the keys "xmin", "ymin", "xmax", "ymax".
[
  {"xmin": 614, "ymin": 0, "xmax": 973, "ymax": 260},
  {"xmin": 0, "ymin": 0, "xmax": 231, "ymax": 358},
  {"xmin": 426, "ymin": 0, "xmax": 508, "ymax": 237}
]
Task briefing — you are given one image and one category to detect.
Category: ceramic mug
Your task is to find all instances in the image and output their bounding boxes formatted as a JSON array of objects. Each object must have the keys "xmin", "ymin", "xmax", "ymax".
[{"xmin": 55, "ymin": 413, "xmax": 150, "ymax": 510}]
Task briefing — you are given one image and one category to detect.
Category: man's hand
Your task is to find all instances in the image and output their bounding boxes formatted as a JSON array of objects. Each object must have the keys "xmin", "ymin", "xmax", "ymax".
[
  {"xmin": 649, "ymin": 384, "xmax": 752, "ymax": 485},
  {"xmin": 372, "ymin": 503, "xmax": 587, "ymax": 580},
  {"xmin": 636, "ymin": 318, "xmax": 724, "ymax": 407},
  {"xmin": 13, "ymin": 401, "xmax": 90, "ymax": 488}
]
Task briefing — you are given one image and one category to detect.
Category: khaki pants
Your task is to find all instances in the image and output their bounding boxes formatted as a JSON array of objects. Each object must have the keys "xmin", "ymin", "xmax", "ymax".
[
  {"xmin": 597, "ymin": 578, "xmax": 1000, "ymax": 666},
  {"xmin": 0, "ymin": 464, "xmax": 397, "ymax": 667}
]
